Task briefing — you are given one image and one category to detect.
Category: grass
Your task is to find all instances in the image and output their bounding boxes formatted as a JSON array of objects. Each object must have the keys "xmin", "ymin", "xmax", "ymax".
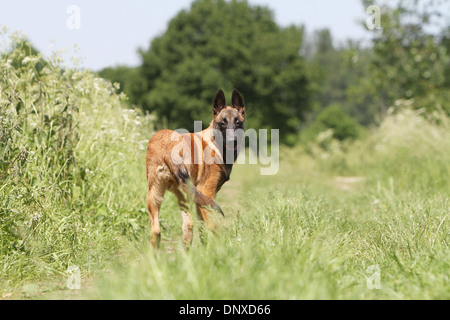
[
  {"xmin": 89, "ymin": 143, "xmax": 449, "ymax": 300},
  {"xmin": 0, "ymin": 32, "xmax": 448, "ymax": 300}
]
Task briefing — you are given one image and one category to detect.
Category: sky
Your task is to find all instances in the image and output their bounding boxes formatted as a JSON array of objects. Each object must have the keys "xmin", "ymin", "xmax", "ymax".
[{"xmin": 0, "ymin": 0, "xmax": 373, "ymax": 71}]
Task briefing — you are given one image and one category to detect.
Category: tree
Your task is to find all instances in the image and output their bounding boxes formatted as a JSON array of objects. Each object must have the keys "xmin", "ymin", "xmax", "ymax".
[
  {"xmin": 305, "ymin": 29, "xmax": 376, "ymax": 125},
  {"xmin": 358, "ymin": 0, "xmax": 450, "ymax": 115},
  {"xmin": 441, "ymin": 26, "xmax": 450, "ymax": 88},
  {"xmin": 139, "ymin": 0, "xmax": 312, "ymax": 144}
]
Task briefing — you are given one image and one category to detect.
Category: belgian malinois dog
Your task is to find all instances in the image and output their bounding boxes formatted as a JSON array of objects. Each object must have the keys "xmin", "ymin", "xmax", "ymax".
[{"xmin": 146, "ymin": 89, "xmax": 245, "ymax": 248}]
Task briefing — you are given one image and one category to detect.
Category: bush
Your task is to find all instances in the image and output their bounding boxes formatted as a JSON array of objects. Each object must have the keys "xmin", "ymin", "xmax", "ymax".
[
  {"xmin": 308, "ymin": 101, "xmax": 450, "ymax": 193},
  {"xmin": 301, "ymin": 104, "xmax": 363, "ymax": 144},
  {"xmin": 0, "ymin": 30, "xmax": 156, "ymax": 283}
]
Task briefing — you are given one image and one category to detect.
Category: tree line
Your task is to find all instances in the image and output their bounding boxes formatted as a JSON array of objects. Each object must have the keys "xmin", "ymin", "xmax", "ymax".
[{"xmin": 99, "ymin": 0, "xmax": 450, "ymax": 145}]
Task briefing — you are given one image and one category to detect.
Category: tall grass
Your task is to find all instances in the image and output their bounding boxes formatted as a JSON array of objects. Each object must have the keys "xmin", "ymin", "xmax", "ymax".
[
  {"xmin": 307, "ymin": 102, "xmax": 450, "ymax": 194},
  {"xmin": 1, "ymin": 30, "xmax": 448, "ymax": 300},
  {"xmin": 0, "ymin": 30, "xmax": 155, "ymax": 291},
  {"xmin": 93, "ymin": 104, "xmax": 449, "ymax": 300}
]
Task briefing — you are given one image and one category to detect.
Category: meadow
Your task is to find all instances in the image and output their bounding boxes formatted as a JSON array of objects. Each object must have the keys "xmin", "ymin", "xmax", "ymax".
[{"xmin": 0, "ymin": 34, "xmax": 449, "ymax": 300}]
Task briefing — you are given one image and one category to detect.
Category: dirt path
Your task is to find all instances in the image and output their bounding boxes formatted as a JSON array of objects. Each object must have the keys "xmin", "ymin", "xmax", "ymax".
[{"xmin": 332, "ymin": 176, "xmax": 366, "ymax": 191}]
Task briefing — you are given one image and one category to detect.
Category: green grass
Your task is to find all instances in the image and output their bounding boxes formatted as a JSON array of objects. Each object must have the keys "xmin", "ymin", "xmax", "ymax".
[
  {"xmin": 89, "ymin": 146, "xmax": 449, "ymax": 300},
  {"xmin": 0, "ymin": 32, "xmax": 448, "ymax": 300}
]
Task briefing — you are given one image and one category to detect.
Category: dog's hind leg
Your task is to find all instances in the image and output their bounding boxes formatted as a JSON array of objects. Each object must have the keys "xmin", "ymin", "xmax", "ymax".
[
  {"xmin": 147, "ymin": 164, "xmax": 172, "ymax": 249},
  {"xmin": 172, "ymin": 187, "xmax": 194, "ymax": 248},
  {"xmin": 147, "ymin": 187, "xmax": 164, "ymax": 249},
  {"xmin": 147, "ymin": 172, "xmax": 168, "ymax": 249}
]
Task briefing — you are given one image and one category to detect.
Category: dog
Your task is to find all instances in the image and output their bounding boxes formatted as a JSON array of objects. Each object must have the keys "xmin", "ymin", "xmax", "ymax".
[{"xmin": 145, "ymin": 89, "xmax": 246, "ymax": 248}]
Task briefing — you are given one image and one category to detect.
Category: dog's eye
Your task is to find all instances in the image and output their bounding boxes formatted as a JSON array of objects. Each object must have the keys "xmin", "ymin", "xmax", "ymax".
[
  {"xmin": 219, "ymin": 119, "xmax": 227, "ymax": 127},
  {"xmin": 235, "ymin": 119, "xmax": 242, "ymax": 126}
]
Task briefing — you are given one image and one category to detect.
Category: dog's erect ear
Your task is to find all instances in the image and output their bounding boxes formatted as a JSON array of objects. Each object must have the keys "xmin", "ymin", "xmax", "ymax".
[
  {"xmin": 232, "ymin": 89, "xmax": 245, "ymax": 115},
  {"xmin": 213, "ymin": 89, "xmax": 226, "ymax": 116}
]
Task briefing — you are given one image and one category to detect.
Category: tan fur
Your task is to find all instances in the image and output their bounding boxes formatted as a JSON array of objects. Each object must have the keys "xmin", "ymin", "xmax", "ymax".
[{"xmin": 145, "ymin": 90, "xmax": 246, "ymax": 248}]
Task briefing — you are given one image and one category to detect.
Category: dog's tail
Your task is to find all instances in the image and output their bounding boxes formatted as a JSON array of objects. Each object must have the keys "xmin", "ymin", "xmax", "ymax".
[
  {"xmin": 189, "ymin": 181, "xmax": 225, "ymax": 217},
  {"xmin": 169, "ymin": 162, "xmax": 224, "ymax": 217}
]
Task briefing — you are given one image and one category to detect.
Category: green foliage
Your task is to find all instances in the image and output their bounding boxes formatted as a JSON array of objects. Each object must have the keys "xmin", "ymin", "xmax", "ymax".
[
  {"xmin": 94, "ymin": 106, "xmax": 450, "ymax": 300},
  {"xmin": 2, "ymin": 1, "xmax": 450, "ymax": 300},
  {"xmin": 303, "ymin": 27, "xmax": 378, "ymax": 126},
  {"xmin": 0, "ymin": 31, "xmax": 155, "ymax": 284},
  {"xmin": 316, "ymin": 105, "xmax": 363, "ymax": 141},
  {"xmin": 96, "ymin": 0, "xmax": 450, "ymax": 146},
  {"xmin": 310, "ymin": 105, "xmax": 450, "ymax": 193},
  {"xmin": 307, "ymin": 1, "xmax": 450, "ymax": 128},
  {"xmin": 357, "ymin": 0, "xmax": 450, "ymax": 116},
  {"xmin": 351, "ymin": 106, "xmax": 450, "ymax": 193},
  {"xmin": 98, "ymin": 65, "xmax": 147, "ymax": 106},
  {"xmin": 301, "ymin": 104, "xmax": 363, "ymax": 145},
  {"xmin": 138, "ymin": 0, "xmax": 311, "ymax": 142}
]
